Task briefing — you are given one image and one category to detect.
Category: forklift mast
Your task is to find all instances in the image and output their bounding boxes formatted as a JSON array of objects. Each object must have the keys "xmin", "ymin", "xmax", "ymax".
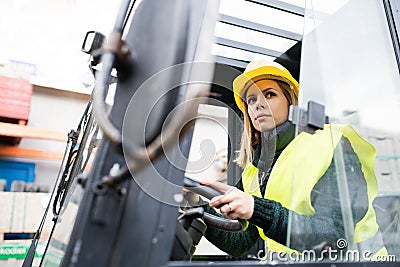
[{"xmin": 51, "ymin": 0, "xmax": 220, "ymax": 266}]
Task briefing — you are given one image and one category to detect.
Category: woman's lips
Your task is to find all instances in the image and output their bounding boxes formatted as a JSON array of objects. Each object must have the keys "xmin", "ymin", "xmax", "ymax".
[{"xmin": 256, "ymin": 114, "xmax": 270, "ymax": 120}]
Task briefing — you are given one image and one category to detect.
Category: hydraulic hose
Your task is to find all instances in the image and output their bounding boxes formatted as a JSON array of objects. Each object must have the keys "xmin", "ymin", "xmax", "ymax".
[
  {"xmin": 92, "ymin": 0, "xmax": 135, "ymax": 144},
  {"xmin": 92, "ymin": 52, "xmax": 122, "ymax": 144}
]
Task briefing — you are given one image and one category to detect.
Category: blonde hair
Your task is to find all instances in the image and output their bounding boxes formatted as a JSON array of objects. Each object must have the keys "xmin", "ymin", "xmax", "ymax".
[{"xmin": 234, "ymin": 80, "xmax": 298, "ymax": 168}]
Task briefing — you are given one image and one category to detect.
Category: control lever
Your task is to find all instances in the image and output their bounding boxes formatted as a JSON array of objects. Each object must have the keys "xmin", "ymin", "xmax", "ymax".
[{"xmin": 178, "ymin": 207, "xmax": 204, "ymax": 231}]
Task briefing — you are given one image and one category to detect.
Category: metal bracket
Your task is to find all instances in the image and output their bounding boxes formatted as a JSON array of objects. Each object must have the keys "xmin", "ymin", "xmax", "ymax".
[{"xmin": 288, "ymin": 101, "xmax": 327, "ymax": 134}]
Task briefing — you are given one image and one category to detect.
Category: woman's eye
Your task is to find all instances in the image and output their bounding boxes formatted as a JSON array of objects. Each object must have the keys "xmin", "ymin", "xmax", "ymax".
[
  {"xmin": 247, "ymin": 96, "xmax": 256, "ymax": 104},
  {"xmin": 264, "ymin": 91, "xmax": 276, "ymax": 98}
]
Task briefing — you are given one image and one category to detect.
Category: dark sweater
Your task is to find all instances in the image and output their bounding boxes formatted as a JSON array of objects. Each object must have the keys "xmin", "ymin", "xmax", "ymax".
[{"xmin": 202, "ymin": 122, "xmax": 369, "ymax": 257}]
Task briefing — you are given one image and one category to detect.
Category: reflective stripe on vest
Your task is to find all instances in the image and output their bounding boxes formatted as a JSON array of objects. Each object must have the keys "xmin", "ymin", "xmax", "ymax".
[{"xmin": 242, "ymin": 124, "xmax": 386, "ymax": 256}]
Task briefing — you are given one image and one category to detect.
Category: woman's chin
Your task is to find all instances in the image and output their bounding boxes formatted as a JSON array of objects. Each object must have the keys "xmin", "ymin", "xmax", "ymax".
[{"xmin": 257, "ymin": 124, "xmax": 275, "ymax": 132}]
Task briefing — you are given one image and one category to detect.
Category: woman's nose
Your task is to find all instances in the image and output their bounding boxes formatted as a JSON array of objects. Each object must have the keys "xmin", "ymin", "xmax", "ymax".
[{"xmin": 256, "ymin": 97, "xmax": 265, "ymax": 109}]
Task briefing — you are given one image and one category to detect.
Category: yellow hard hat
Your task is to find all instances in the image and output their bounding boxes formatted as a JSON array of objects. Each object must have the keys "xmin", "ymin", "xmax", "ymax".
[{"xmin": 232, "ymin": 58, "xmax": 299, "ymax": 112}]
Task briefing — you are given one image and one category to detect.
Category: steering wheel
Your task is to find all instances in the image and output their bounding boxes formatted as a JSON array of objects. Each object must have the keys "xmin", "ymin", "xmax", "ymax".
[{"xmin": 183, "ymin": 177, "xmax": 246, "ymax": 232}]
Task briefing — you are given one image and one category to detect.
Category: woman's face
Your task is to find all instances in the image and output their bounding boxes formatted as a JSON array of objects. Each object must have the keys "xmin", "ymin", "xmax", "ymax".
[{"xmin": 245, "ymin": 79, "xmax": 289, "ymax": 132}]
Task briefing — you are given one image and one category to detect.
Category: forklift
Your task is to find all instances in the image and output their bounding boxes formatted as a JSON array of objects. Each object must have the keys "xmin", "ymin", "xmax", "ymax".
[{"xmin": 24, "ymin": 0, "xmax": 400, "ymax": 266}]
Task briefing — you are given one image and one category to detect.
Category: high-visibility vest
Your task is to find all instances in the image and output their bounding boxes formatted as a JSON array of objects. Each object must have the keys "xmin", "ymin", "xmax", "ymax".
[{"xmin": 242, "ymin": 124, "xmax": 387, "ymax": 260}]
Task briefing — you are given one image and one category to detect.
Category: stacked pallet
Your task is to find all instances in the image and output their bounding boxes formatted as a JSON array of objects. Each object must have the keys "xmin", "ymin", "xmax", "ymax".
[
  {"xmin": 0, "ymin": 76, "xmax": 33, "ymax": 145},
  {"xmin": 0, "ymin": 192, "xmax": 52, "ymax": 266}
]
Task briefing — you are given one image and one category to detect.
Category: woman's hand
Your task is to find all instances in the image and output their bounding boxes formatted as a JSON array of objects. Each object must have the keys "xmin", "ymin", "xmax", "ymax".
[{"xmin": 208, "ymin": 182, "xmax": 254, "ymax": 220}]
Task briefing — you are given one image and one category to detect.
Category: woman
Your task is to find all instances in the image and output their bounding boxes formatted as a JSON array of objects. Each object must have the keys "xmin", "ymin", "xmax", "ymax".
[{"xmin": 192, "ymin": 58, "xmax": 387, "ymax": 261}]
